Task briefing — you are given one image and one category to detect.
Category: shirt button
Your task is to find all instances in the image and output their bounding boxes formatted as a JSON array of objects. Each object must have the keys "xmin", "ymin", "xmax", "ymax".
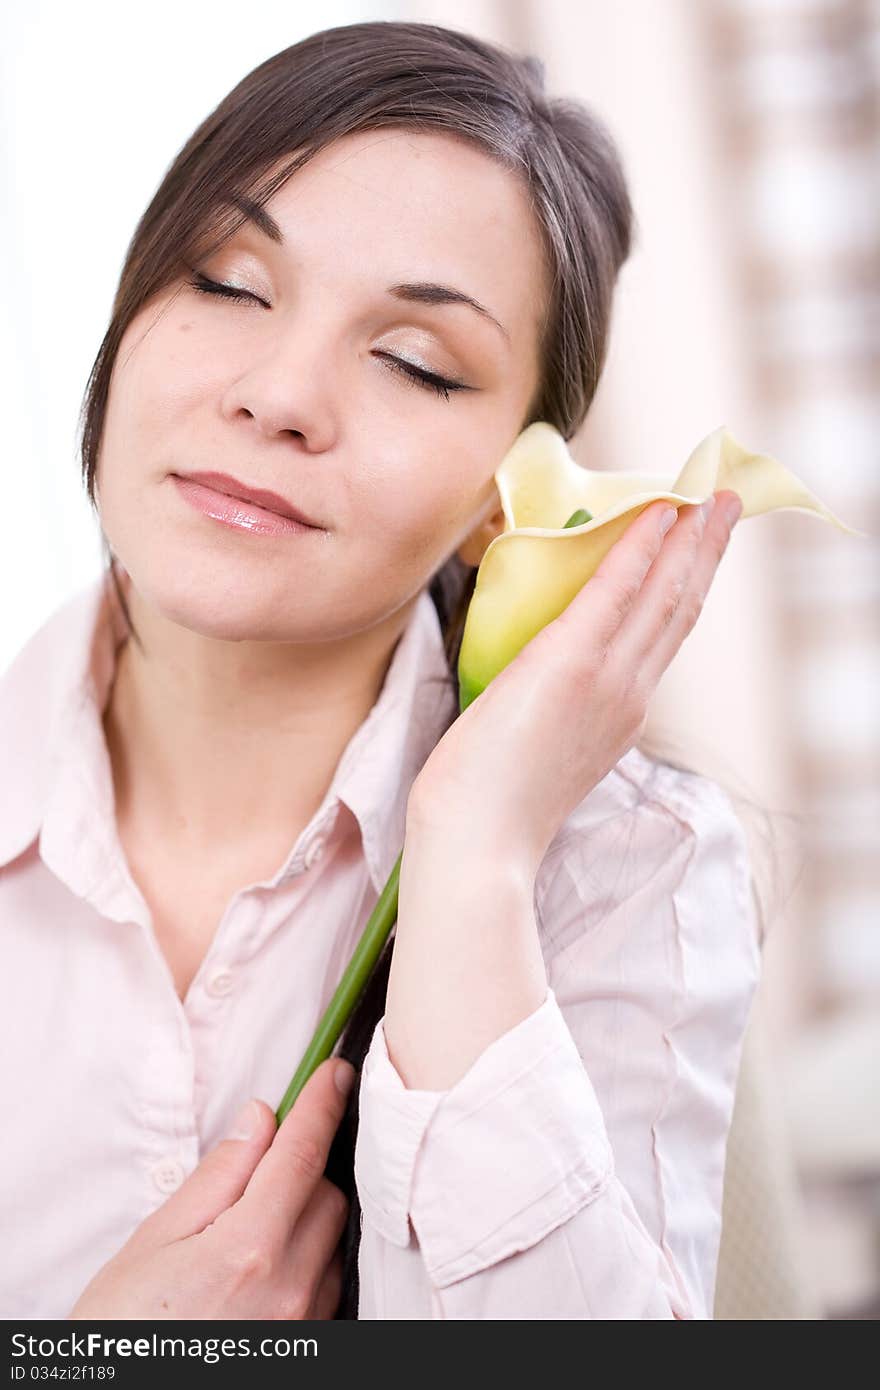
[
  {"xmin": 304, "ymin": 835, "xmax": 326, "ymax": 869},
  {"xmin": 206, "ymin": 967, "xmax": 234, "ymax": 998},
  {"xmin": 151, "ymin": 1159, "xmax": 185, "ymax": 1194}
]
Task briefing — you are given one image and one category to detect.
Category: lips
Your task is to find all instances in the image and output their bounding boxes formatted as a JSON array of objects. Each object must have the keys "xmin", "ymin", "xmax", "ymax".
[{"xmin": 171, "ymin": 470, "xmax": 320, "ymax": 527}]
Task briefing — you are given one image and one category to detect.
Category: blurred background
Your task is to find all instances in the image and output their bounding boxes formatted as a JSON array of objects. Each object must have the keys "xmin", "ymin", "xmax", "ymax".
[{"xmin": 2, "ymin": 0, "xmax": 877, "ymax": 1318}]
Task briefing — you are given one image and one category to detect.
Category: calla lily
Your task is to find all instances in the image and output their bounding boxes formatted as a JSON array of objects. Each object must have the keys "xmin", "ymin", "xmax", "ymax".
[
  {"xmin": 275, "ymin": 423, "xmax": 866, "ymax": 1122},
  {"xmin": 458, "ymin": 422, "xmax": 868, "ymax": 712}
]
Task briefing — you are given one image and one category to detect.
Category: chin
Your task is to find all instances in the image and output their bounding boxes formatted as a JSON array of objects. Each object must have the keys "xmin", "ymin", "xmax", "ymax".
[{"xmin": 126, "ymin": 557, "xmax": 340, "ymax": 645}]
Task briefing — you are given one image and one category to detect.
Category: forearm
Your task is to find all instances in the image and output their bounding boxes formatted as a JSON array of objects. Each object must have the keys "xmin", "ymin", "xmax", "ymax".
[{"xmin": 382, "ymin": 814, "xmax": 547, "ymax": 1090}]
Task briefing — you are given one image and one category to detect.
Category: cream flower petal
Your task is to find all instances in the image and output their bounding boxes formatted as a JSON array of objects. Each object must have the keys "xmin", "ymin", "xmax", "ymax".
[{"xmin": 457, "ymin": 422, "xmax": 869, "ymax": 711}]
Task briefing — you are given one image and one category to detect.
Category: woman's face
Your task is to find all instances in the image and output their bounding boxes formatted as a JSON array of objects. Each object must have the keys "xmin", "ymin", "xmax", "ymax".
[{"xmin": 95, "ymin": 130, "xmax": 550, "ymax": 644}]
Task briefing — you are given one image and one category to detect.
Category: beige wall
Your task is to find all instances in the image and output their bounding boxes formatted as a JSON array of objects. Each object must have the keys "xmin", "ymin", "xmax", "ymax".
[
  {"xmin": 406, "ymin": 0, "xmax": 879, "ymax": 1315},
  {"xmin": 407, "ymin": 0, "xmax": 807, "ymax": 1050}
]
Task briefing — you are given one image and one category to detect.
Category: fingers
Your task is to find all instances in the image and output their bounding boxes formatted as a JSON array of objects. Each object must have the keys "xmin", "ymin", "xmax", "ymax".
[
  {"xmin": 279, "ymin": 1179, "xmax": 350, "ymax": 1319},
  {"xmin": 610, "ymin": 490, "xmax": 741, "ymax": 695},
  {"xmin": 135, "ymin": 1098, "xmax": 279, "ymax": 1249},
  {"xmin": 230, "ymin": 1058, "xmax": 355, "ymax": 1250},
  {"xmin": 311, "ymin": 1243, "xmax": 345, "ymax": 1321},
  {"xmin": 565, "ymin": 499, "xmax": 680, "ymax": 662}
]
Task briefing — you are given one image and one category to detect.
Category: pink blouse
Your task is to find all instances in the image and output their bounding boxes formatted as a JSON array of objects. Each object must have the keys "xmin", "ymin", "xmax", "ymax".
[{"xmin": 0, "ymin": 572, "xmax": 761, "ymax": 1320}]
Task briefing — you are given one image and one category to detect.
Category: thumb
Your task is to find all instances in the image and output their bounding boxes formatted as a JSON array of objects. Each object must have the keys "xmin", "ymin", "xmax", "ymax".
[{"xmin": 135, "ymin": 1099, "xmax": 278, "ymax": 1249}]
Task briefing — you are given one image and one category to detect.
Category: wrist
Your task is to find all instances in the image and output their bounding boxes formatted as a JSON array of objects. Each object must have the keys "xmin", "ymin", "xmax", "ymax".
[
  {"xmin": 404, "ymin": 786, "xmax": 542, "ymax": 885},
  {"xmin": 386, "ymin": 830, "xmax": 547, "ymax": 1089}
]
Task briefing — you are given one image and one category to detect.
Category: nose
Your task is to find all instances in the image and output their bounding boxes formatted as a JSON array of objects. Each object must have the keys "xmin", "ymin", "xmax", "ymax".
[{"xmin": 220, "ymin": 317, "xmax": 338, "ymax": 449}]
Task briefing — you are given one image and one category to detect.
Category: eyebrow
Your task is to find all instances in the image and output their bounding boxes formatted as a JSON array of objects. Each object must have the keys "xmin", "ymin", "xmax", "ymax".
[{"xmin": 228, "ymin": 194, "xmax": 510, "ymax": 344}]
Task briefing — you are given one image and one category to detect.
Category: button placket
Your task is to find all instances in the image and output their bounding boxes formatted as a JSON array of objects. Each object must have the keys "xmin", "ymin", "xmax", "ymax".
[
  {"xmin": 139, "ymin": 1023, "xmax": 197, "ymax": 1204},
  {"xmin": 151, "ymin": 1158, "xmax": 185, "ymax": 1194},
  {"xmin": 205, "ymin": 966, "xmax": 235, "ymax": 998}
]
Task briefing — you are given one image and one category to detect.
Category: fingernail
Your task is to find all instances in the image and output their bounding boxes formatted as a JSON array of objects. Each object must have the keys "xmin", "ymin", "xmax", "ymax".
[
  {"xmin": 723, "ymin": 494, "xmax": 743, "ymax": 527},
  {"xmin": 659, "ymin": 508, "xmax": 677, "ymax": 536},
  {"xmin": 335, "ymin": 1061, "xmax": 356, "ymax": 1097},
  {"xmin": 227, "ymin": 1100, "xmax": 259, "ymax": 1141},
  {"xmin": 699, "ymin": 496, "xmax": 716, "ymax": 523}
]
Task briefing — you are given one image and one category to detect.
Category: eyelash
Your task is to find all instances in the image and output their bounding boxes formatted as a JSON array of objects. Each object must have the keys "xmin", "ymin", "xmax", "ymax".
[{"xmin": 186, "ymin": 272, "xmax": 467, "ymax": 402}]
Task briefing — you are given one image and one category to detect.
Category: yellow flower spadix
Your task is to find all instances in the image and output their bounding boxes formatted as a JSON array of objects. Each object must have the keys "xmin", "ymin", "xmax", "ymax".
[{"xmin": 457, "ymin": 423, "xmax": 868, "ymax": 713}]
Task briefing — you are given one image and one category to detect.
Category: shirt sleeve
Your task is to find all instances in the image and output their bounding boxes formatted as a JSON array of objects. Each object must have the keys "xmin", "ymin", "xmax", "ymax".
[{"xmin": 353, "ymin": 771, "xmax": 762, "ymax": 1319}]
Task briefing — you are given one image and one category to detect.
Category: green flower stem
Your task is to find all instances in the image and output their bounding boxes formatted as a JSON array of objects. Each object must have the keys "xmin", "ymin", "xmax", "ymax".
[
  {"xmin": 275, "ymin": 845, "xmax": 405, "ymax": 1125},
  {"xmin": 275, "ymin": 507, "xmax": 592, "ymax": 1126}
]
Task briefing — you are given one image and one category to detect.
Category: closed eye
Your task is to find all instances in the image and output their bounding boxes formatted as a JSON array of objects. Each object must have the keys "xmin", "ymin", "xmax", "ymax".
[{"xmin": 186, "ymin": 271, "xmax": 471, "ymax": 401}]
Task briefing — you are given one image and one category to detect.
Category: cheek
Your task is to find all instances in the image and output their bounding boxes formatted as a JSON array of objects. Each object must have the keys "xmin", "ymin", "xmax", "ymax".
[
  {"xmin": 108, "ymin": 308, "xmax": 216, "ymax": 444},
  {"xmin": 352, "ymin": 450, "xmax": 481, "ymax": 571},
  {"xmin": 95, "ymin": 341, "xmax": 215, "ymax": 537}
]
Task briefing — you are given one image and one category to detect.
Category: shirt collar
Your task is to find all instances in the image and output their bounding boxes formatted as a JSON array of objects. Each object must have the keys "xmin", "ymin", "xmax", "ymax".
[
  {"xmin": 0, "ymin": 570, "xmax": 459, "ymax": 899},
  {"xmin": 0, "ymin": 572, "xmax": 122, "ymax": 873},
  {"xmin": 321, "ymin": 593, "xmax": 460, "ymax": 893}
]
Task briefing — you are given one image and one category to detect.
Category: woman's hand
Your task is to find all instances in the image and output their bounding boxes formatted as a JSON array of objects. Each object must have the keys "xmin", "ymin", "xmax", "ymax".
[
  {"xmin": 407, "ymin": 490, "xmax": 743, "ymax": 876},
  {"xmin": 68, "ymin": 1058, "xmax": 356, "ymax": 1321}
]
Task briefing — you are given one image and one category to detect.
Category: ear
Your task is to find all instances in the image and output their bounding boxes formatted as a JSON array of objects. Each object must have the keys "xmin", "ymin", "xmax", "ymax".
[{"xmin": 455, "ymin": 498, "xmax": 507, "ymax": 568}]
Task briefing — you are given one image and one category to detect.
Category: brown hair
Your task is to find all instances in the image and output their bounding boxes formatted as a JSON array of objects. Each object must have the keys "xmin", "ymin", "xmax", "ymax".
[{"xmin": 78, "ymin": 20, "xmax": 777, "ymax": 1318}]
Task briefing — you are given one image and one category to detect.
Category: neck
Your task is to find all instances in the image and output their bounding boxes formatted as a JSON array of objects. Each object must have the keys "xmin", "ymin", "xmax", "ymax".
[{"xmin": 102, "ymin": 574, "xmax": 416, "ymax": 856}]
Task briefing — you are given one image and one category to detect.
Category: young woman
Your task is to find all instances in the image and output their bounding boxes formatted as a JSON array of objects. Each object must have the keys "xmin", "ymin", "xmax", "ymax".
[{"xmin": 0, "ymin": 21, "xmax": 757, "ymax": 1320}]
